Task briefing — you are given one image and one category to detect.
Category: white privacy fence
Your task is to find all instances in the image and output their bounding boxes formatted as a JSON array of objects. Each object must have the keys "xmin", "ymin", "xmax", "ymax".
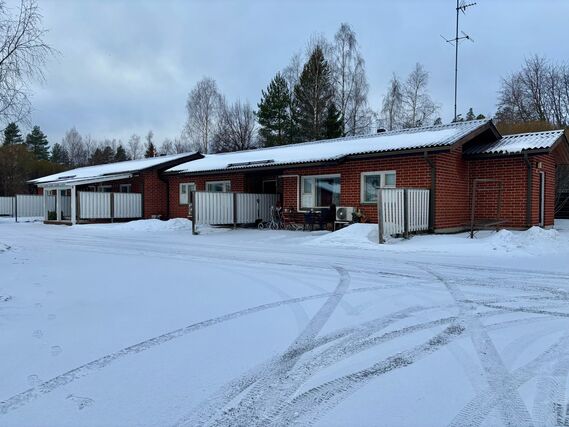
[
  {"xmin": 0, "ymin": 197, "xmax": 14, "ymax": 216},
  {"xmin": 377, "ymin": 188, "xmax": 430, "ymax": 243},
  {"xmin": 16, "ymin": 195, "xmax": 46, "ymax": 218},
  {"xmin": 79, "ymin": 192, "xmax": 142, "ymax": 220},
  {"xmin": 192, "ymin": 191, "xmax": 278, "ymax": 233}
]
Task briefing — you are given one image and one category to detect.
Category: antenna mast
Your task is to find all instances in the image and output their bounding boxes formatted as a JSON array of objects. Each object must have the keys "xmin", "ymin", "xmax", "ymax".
[{"xmin": 442, "ymin": 1, "xmax": 476, "ymax": 121}]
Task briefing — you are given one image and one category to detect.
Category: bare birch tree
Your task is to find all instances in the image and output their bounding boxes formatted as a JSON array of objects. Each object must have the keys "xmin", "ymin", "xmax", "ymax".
[
  {"xmin": 0, "ymin": 0, "xmax": 55, "ymax": 124},
  {"xmin": 183, "ymin": 77, "xmax": 222, "ymax": 153},
  {"xmin": 61, "ymin": 127, "xmax": 87, "ymax": 166},
  {"xmin": 401, "ymin": 63, "xmax": 438, "ymax": 128},
  {"xmin": 211, "ymin": 99, "xmax": 257, "ymax": 153},
  {"xmin": 380, "ymin": 74, "xmax": 403, "ymax": 131},
  {"xmin": 127, "ymin": 134, "xmax": 142, "ymax": 159},
  {"xmin": 331, "ymin": 23, "xmax": 372, "ymax": 135}
]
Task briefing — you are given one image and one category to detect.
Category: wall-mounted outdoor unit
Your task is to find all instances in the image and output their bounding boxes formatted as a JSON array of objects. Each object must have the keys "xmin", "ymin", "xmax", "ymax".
[{"xmin": 336, "ymin": 207, "xmax": 355, "ymax": 221}]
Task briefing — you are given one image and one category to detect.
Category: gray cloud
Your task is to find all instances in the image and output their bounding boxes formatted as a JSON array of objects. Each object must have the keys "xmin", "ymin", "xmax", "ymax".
[{"xmin": 25, "ymin": 0, "xmax": 569, "ymax": 146}]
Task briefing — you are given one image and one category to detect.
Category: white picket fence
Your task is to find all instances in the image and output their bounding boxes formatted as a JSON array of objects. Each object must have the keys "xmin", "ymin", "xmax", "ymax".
[
  {"xmin": 192, "ymin": 191, "xmax": 278, "ymax": 231},
  {"xmin": 378, "ymin": 188, "xmax": 430, "ymax": 241},
  {"xmin": 79, "ymin": 192, "xmax": 142, "ymax": 219}
]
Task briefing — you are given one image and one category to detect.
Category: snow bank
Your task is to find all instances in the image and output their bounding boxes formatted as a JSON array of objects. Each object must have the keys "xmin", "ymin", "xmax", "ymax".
[
  {"xmin": 306, "ymin": 223, "xmax": 569, "ymax": 255},
  {"xmin": 307, "ymin": 224, "xmax": 379, "ymax": 249},
  {"xmin": 75, "ymin": 218, "xmax": 194, "ymax": 232}
]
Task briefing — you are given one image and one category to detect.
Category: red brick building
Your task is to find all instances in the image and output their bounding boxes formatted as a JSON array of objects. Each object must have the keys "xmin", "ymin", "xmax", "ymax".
[
  {"xmin": 164, "ymin": 120, "xmax": 569, "ymax": 232},
  {"xmin": 31, "ymin": 152, "xmax": 201, "ymax": 223}
]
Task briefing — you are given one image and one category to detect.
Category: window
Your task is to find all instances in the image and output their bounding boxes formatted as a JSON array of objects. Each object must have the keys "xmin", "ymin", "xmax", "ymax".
[
  {"xmin": 361, "ymin": 171, "xmax": 396, "ymax": 203},
  {"xmin": 300, "ymin": 175, "xmax": 340, "ymax": 209},
  {"xmin": 98, "ymin": 185, "xmax": 112, "ymax": 193},
  {"xmin": 206, "ymin": 181, "xmax": 231, "ymax": 193},
  {"xmin": 179, "ymin": 182, "xmax": 196, "ymax": 204},
  {"xmin": 120, "ymin": 184, "xmax": 132, "ymax": 193}
]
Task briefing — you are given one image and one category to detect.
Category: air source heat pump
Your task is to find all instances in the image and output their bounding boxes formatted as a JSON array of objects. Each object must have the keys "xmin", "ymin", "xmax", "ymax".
[{"xmin": 336, "ymin": 207, "xmax": 355, "ymax": 221}]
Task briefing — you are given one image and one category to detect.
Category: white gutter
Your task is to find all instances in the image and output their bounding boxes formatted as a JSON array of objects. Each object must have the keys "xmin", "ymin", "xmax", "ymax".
[{"xmin": 36, "ymin": 173, "xmax": 134, "ymax": 188}]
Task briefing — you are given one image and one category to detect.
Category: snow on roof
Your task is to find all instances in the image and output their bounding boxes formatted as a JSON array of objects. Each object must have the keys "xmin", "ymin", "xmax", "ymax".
[
  {"xmin": 32, "ymin": 152, "xmax": 198, "ymax": 185},
  {"xmin": 167, "ymin": 119, "xmax": 491, "ymax": 174},
  {"xmin": 464, "ymin": 130, "xmax": 565, "ymax": 156}
]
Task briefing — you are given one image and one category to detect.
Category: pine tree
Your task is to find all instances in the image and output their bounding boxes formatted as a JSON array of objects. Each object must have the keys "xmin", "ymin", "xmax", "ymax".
[
  {"xmin": 25, "ymin": 126, "xmax": 49, "ymax": 160},
  {"xmin": 50, "ymin": 143, "xmax": 70, "ymax": 165},
  {"xmin": 114, "ymin": 145, "xmax": 128, "ymax": 162},
  {"xmin": 324, "ymin": 103, "xmax": 343, "ymax": 139},
  {"xmin": 3, "ymin": 122, "xmax": 24, "ymax": 146},
  {"xmin": 465, "ymin": 108, "xmax": 476, "ymax": 121},
  {"xmin": 89, "ymin": 148, "xmax": 105, "ymax": 165},
  {"xmin": 145, "ymin": 142, "xmax": 157, "ymax": 158},
  {"xmin": 257, "ymin": 72, "xmax": 293, "ymax": 147},
  {"xmin": 293, "ymin": 45, "xmax": 334, "ymax": 142}
]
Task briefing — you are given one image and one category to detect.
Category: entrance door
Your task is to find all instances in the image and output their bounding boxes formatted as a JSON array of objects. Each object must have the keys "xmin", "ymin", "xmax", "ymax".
[{"xmin": 539, "ymin": 171, "xmax": 545, "ymax": 226}]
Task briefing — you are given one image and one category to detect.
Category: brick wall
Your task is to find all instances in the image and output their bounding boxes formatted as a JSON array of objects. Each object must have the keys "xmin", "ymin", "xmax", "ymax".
[
  {"xmin": 466, "ymin": 153, "xmax": 557, "ymax": 228},
  {"xmin": 282, "ymin": 155, "xmax": 432, "ymax": 224}
]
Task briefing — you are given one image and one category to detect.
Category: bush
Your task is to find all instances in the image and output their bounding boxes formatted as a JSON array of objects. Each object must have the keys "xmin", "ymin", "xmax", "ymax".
[{"xmin": 47, "ymin": 211, "xmax": 56, "ymax": 220}]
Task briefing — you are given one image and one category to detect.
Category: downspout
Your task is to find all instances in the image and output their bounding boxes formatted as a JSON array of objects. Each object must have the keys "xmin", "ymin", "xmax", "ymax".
[
  {"xmin": 158, "ymin": 171, "xmax": 170, "ymax": 219},
  {"xmin": 523, "ymin": 153, "xmax": 533, "ymax": 227},
  {"xmin": 424, "ymin": 152, "xmax": 436, "ymax": 232}
]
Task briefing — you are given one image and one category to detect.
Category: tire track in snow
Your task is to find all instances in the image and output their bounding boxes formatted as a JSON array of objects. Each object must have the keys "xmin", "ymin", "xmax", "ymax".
[
  {"xmin": 273, "ymin": 323, "xmax": 466, "ymax": 426},
  {"xmin": 176, "ymin": 305, "xmax": 429, "ymax": 427},
  {"xmin": 450, "ymin": 332, "xmax": 569, "ymax": 427},
  {"xmin": 0, "ymin": 283, "xmax": 386, "ymax": 416},
  {"xmin": 186, "ymin": 266, "xmax": 351, "ymax": 427}
]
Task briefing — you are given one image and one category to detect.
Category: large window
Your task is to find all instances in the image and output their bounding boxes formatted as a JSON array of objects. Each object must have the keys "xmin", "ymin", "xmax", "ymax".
[
  {"xmin": 361, "ymin": 171, "xmax": 396, "ymax": 203},
  {"xmin": 206, "ymin": 181, "xmax": 231, "ymax": 193},
  {"xmin": 301, "ymin": 175, "xmax": 340, "ymax": 209},
  {"xmin": 179, "ymin": 182, "xmax": 196, "ymax": 204}
]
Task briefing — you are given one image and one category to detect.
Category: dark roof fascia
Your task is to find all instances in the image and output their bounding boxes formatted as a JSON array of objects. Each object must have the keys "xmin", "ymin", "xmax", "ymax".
[{"xmin": 454, "ymin": 120, "xmax": 501, "ymax": 148}]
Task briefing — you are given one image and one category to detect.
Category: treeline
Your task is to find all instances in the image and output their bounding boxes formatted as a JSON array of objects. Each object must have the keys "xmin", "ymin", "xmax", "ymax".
[
  {"xmin": 182, "ymin": 24, "xmax": 446, "ymax": 154},
  {"xmin": 0, "ymin": 123, "xmax": 64, "ymax": 196},
  {"xmin": 496, "ymin": 55, "xmax": 569, "ymax": 134},
  {"xmin": 49, "ymin": 128, "xmax": 191, "ymax": 168}
]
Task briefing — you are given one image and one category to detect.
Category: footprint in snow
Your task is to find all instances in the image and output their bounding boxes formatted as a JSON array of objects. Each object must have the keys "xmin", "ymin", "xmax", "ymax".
[
  {"xmin": 32, "ymin": 330, "xmax": 43, "ymax": 339},
  {"xmin": 33, "ymin": 282, "xmax": 42, "ymax": 287},
  {"xmin": 34, "ymin": 302, "xmax": 42, "ymax": 309},
  {"xmin": 50, "ymin": 346, "xmax": 62, "ymax": 357},
  {"xmin": 27, "ymin": 374, "xmax": 41, "ymax": 387},
  {"xmin": 47, "ymin": 314, "xmax": 56, "ymax": 320},
  {"xmin": 66, "ymin": 394, "xmax": 94, "ymax": 410}
]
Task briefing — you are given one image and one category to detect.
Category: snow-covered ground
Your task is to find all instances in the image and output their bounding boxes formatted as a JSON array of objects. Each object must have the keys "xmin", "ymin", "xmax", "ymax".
[{"xmin": 1, "ymin": 218, "xmax": 569, "ymax": 426}]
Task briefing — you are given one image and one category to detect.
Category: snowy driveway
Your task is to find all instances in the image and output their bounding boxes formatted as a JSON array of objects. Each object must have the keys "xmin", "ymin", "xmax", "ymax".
[{"xmin": 1, "ymin": 219, "xmax": 569, "ymax": 426}]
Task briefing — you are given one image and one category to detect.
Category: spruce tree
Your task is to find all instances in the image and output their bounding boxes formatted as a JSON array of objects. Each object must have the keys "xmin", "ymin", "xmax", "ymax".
[
  {"xmin": 50, "ymin": 143, "xmax": 70, "ymax": 165},
  {"xmin": 324, "ymin": 103, "xmax": 343, "ymax": 139},
  {"xmin": 257, "ymin": 72, "xmax": 292, "ymax": 147},
  {"xmin": 25, "ymin": 126, "xmax": 50, "ymax": 160},
  {"xmin": 145, "ymin": 142, "xmax": 157, "ymax": 158},
  {"xmin": 114, "ymin": 145, "xmax": 128, "ymax": 162},
  {"xmin": 293, "ymin": 46, "xmax": 334, "ymax": 141},
  {"xmin": 89, "ymin": 147, "xmax": 105, "ymax": 165},
  {"xmin": 3, "ymin": 122, "xmax": 24, "ymax": 146},
  {"xmin": 465, "ymin": 108, "xmax": 476, "ymax": 121}
]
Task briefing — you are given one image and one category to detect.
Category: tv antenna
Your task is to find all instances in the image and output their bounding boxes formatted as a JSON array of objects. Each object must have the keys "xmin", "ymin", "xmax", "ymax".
[{"xmin": 441, "ymin": 0, "xmax": 477, "ymax": 122}]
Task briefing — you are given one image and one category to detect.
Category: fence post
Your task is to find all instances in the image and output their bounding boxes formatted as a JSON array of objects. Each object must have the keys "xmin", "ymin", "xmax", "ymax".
[
  {"xmin": 14, "ymin": 195, "xmax": 18, "ymax": 223},
  {"xmin": 232, "ymin": 192, "xmax": 237, "ymax": 229},
  {"xmin": 403, "ymin": 189, "xmax": 410, "ymax": 239},
  {"xmin": 377, "ymin": 189, "xmax": 384, "ymax": 244},
  {"xmin": 110, "ymin": 193, "xmax": 115, "ymax": 223},
  {"xmin": 191, "ymin": 191, "xmax": 197, "ymax": 235}
]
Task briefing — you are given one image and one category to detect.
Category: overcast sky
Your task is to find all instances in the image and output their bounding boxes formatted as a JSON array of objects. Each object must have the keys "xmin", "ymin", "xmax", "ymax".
[{"xmin": 25, "ymin": 0, "xmax": 569, "ymax": 146}]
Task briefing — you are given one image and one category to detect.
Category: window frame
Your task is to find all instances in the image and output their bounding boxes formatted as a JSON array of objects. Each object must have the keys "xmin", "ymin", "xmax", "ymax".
[
  {"xmin": 205, "ymin": 180, "xmax": 231, "ymax": 193},
  {"xmin": 179, "ymin": 182, "xmax": 196, "ymax": 205},
  {"xmin": 360, "ymin": 171, "xmax": 396, "ymax": 204},
  {"xmin": 98, "ymin": 185, "xmax": 113, "ymax": 193},
  {"xmin": 300, "ymin": 174, "xmax": 341, "ymax": 211},
  {"xmin": 119, "ymin": 184, "xmax": 132, "ymax": 194}
]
